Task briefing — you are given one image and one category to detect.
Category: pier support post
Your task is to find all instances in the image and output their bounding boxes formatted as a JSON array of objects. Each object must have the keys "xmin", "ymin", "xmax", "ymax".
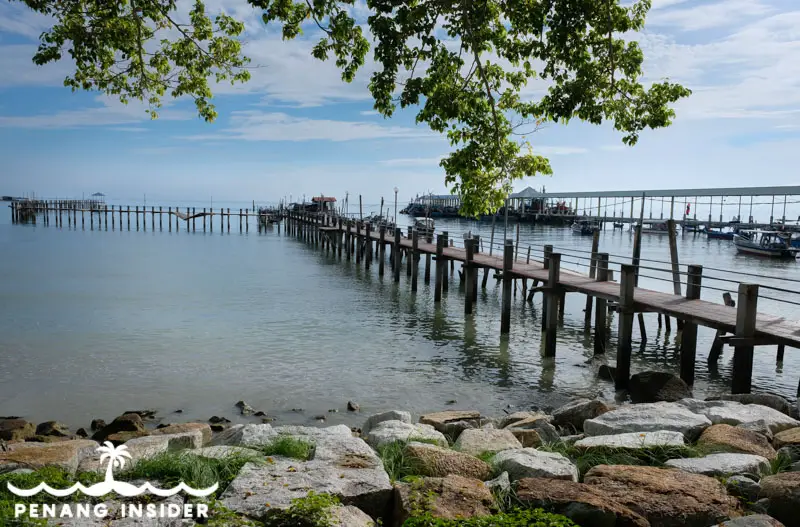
[
  {"xmin": 442, "ymin": 232, "xmax": 449, "ymax": 292},
  {"xmin": 151, "ymin": 207, "xmax": 155, "ymax": 231},
  {"xmin": 346, "ymin": 221, "xmax": 352, "ymax": 261},
  {"xmin": 541, "ymin": 245, "xmax": 553, "ymax": 331},
  {"xmin": 732, "ymin": 284, "xmax": 759, "ymax": 394},
  {"xmin": 435, "ymin": 235, "xmax": 445, "ymax": 303},
  {"xmin": 411, "ymin": 230, "xmax": 419, "ymax": 293},
  {"xmin": 472, "ymin": 235, "xmax": 480, "ymax": 303},
  {"xmin": 406, "ymin": 227, "xmax": 413, "ymax": 277},
  {"xmin": 777, "ymin": 345, "xmax": 785, "ymax": 363},
  {"xmin": 378, "ymin": 226, "xmax": 386, "ymax": 276},
  {"xmin": 584, "ymin": 230, "xmax": 600, "ymax": 327},
  {"xmin": 393, "ymin": 227, "xmax": 402, "ymax": 283},
  {"xmin": 615, "ymin": 264, "xmax": 636, "ymax": 390},
  {"xmin": 593, "ymin": 253, "xmax": 609, "ymax": 355},
  {"xmin": 365, "ymin": 223, "xmax": 372, "ymax": 269},
  {"xmin": 501, "ymin": 240, "xmax": 514, "ymax": 334},
  {"xmin": 356, "ymin": 221, "xmax": 362, "ymax": 263},
  {"xmin": 464, "ymin": 239, "xmax": 474, "ymax": 313},
  {"xmin": 680, "ymin": 265, "xmax": 703, "ymax": 385},
  {"xmin": 544, "ymin": 253, "xmax": 561, "ymax": 357},
  {"xmin": 227, "ymin": 208, "xmax": 231, "ymax": 233},
  {"xmin": 424, "ymin": 235, "xmax": 432, "ymax": 284}
]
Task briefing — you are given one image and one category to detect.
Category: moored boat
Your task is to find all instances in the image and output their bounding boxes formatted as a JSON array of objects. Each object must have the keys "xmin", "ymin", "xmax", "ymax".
[
  {"xmin": 706, "ymin": 228, "xmax": 735, "ymax": 240},
  {"xmin": 413, "ymin": 217, "xmax": 435, "ymax": 237},
  {"xmin": 732, "ymin": 230, "xmax": 798, "ymax": 258},
  {"xmin": 571, "ymin": 220, "xmax": 600, "ymax": 235}
]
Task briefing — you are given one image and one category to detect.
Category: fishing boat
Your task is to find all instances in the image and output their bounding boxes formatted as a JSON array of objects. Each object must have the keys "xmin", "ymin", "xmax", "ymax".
[
  {"xmin": 612, "ymin": 222, "xmax": 624, "ymax": 230},
  {"xmin": 414, "ymin": 217, "xmax": 435, "ymax": 237},
  {"xmin": 732, "ymin": 230, "xmax": 799, "ymax": 258},
  {"xmin": 571, "ymin": 220, "xmax": 600, "ymax": 236},
  {"xmin": 706, "ymin": 228, "xmax": 735, "ymax": 240},
  {"xmin": 258, "ymin": 206, "xmax": 281, "ymax": 226}
]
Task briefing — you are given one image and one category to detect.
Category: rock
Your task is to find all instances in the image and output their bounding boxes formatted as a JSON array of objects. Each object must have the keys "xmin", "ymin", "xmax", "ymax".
[
  {"xmin": 151, "ymin": 422, "xmax": 212, "ymax": 445},
  {"xmin": 584, "ymin": 464, "xmax": 741, "ymax": 527},
  {"xmin": 699, "ymin": 424, "xmax": 777, "ymax": 459},
  {"xmin": 675, "ymin": 399, "xmax": 800, "ymax": 435},
  {"xmin": 419, "ymin": 410, "xmax": 480, "ymax": 440},
  {"xmin": 774, "ymin": 428, "xmax": 800, "ymax": 449},
  {"xmin": 453, "ymin": 429, "xmax": 522, "ymax": 456},
  {"xmin": 562, "ymin": 434, "xmax": 585, "ymax": 445},
  {"xmin": 189, "ymin": 445, "xmax": 262, "ymax": 459},
  {"xmin": 760, "ymin": 472, "xmax": 800, "ymax": 527},
  {"xmin": 726, "ymin": 475, "xmax": 762, "ymax": 503},
  {"xmin": 506, "ymin": 428, "xmax": 543, "ymax": 448},
  {"xmin": 272, "ymin": 424, "xmax": 352, "ymax": 439},
  {"xmin": 210, "ymin": 424, "xmax": 276, "ymax": 447},
  {"xmin": 235, "ymin": 400, "xmax": 255, "ymax": 416},
  {"xmin": 404, "ymin": 442, "xmax": 492, "ymax": 480},
  {"xmin": 630, "ymin": 371, "xmax": 692, "ymax": 404},
  {"xmin": 751, "ymin": 499, "xmax": 771, "ymax": 515},
  {"xmin": 362, "ymin": 410, "xmax": 412, "ymax": 436},
  {"xmin": 123, "ymin": 409, "xmax": 157, "ymax": 420},
  {"xmin": 90, "ymin": 419, "xmax": 106, "ymax": 431},
  {"xmin": 105, "ymin": 431, "xmax": 150, "ymax": 445},
  {"xmin": 720, "ymin": 515, "xmax": 785, "ymax": 527},
  {"xmin": 39, "ymin": 496, "xmax": 186, "ymax": 527},
  {"xmin": 484, "ymin": 471, "xmax": 510, "ymax": 494},
  {"xmin": 91, "ymin": 413, "xmax": 145, "ymax": 443},
  {"xmin": 78, "ymin": 430, "xmax": 204, "ymax": 473},
  {"xmin": 35, "ymin": 421, "xmax": 70, "ymax": 437},
  {"xmin": 493, "ymin": 448, "xmax": 579, "ymax": 482},
  {"xmin": 777, "ymin": 446, "xmax": 800, "ymax": 463},
  {"xmin": 393, "ymin": 475, "xmax": 493, "ymax": 527},
  {"xmin": 552, "ymin": 399, "xmax": 611, "ymax": 432},
  {"xmin": 254, "ymin": 411, "xmax": 267, "ymax": 417},
  {"xmin": 330, "ymin": 505, "xmax": 375, "ymax": 527},
  {"xmin": 574, "ymin": 430, "xmax": 685, "ymax": 450},
  {"xmin": 584, "ymin": 402, "xmax": 712, "ymax": 440},
  {"xmin": 710, "ymin": 394, "xmax": 795, "ymax": 417},
  {"xmin": 0, "ymin": 439, "xmax": 98, "ymax": 474},
  {"xmin": 364, "ymin": 420, "xmax": 447, "ymax": 449},
  {"xmin": 665, "ymin": 453, "xmax": 769, "ymax": 477},
  {"xmin": 499, "ymin": 411, "xmax": 550, "ymax": 429},
  {"xmin": 515, "ymin": 478, "xmax": 649, "ymax": 527},
  {"xmin": 0, "ymin": 418, "xmax": 35, "ymax": 441},
  {"xmin": 508, "ymin": 418, "xmax": 560, "ymax": 444},
  {"xmin": 347, "ymin": 401, "xmax": 360, "ymax": 412},
  {"xmin": 156, "ymin": 423, "xmax": 170, "ymax": 429},
  {"xmin": 738, "ymin": 420, "xmax": 775, "ymax": 442},
  {"xmin": 208, "ymin": 416, "xmax": 231, "ymax": 424},
  {"xmin": 220, "ymin": 432, "xmax": 392, "ymax": 520},
  {"xmin": 314, "ymin": 415, "xmax": 327, "ymax": 421},
  {"xmin": 76, "ymin": 428, "xmax": 88, "ymax": 438},
  {"xmin": 210, "ymin": 424, "xmax": 226, "ymax": 432},
  {"xmin": 598, "ymin": 364, "xmax": 617, "ymax": 381}
]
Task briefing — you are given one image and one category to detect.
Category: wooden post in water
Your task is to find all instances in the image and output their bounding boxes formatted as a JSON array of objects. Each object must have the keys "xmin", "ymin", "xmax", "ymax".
[
  {"xmin": 168, "ymin": 207, "xmax": 172, "ymax": 232},
  {"xmin": 541, "ymin": 245, "xmax": 553, "ymax": 330},
  {"xmin": 435, "ymin": 235, "xmax": 445, "ymax": 303},
  {"xmin": 239, "ymin": 209, "xmax": 243, "ymax": 232},
  {"xmin": 708, "ymin": 292, "xmax": 736, "ymax": 364},
  {"xmin": 126, "ymin": 206, "xmax": 130, "ymax": 230},
  {"xmin": 472, "ymin": 235, "xmax": 480, "ymax": 303},
  {"xmin": 680, "ymin": 264, "xmax": 703, "ymax": 385},
  {"xmin": 151, "ymin": 207, "xmax": 155, "ymax": 231},
  {"xmin": 111, "ymin": 205, "xmax": 114, "ymax": 230},
  {"xmin": 105, "ymin": 206, "xmax": 109, "ymax": 230},
  {"xmin": 544, "ymin": 253, "xmax": 561, "ymax": 357},
  {"xmin": 442, "ymin": 231, "xmax": 449, "ymax": 293},
  {"xmin": 666, "ymin": 219, "xmax": 682, "ymax": 331},
  {"xmin": 406, "ymin": 226, "xmax": 413, "ymax": 277},
  {"xmin": 365, "ymin": 223, "xmax": 372, "ymax": 269},
  {"xmin": 777, "ymin": 345, "xmax": 785, "ymax": 363},
  {"xmin": 379, "ymin": 226, "xmax": 386, "ymax": 276},
  {"xmin": 345, "ymin": 221, "xmax": 352, "ymax": 261},
  {"xmin": 615, "ymin": 264, "xmax": 636, "ymax": 390},
  {"xmin": 393, "ymin": 227, "xmax": 402, "ymax": 283},
  {"xmin": 732, "ymin": 284, "xmax": 759, "ymax": 394},
  {"xmin": 464, "ymin": 238, "xmax": 475, "ymax": 314},
  {"xmin": 412, "ymin": 229, "xmax": 420, "ymax": 293},
  {"xmin": 501, "ymin": 240, "xmax": 514, "ymax": 334},
  {"xmin": 424, "ymin": 235, "xmax": 432, "ymax": 284},
  {"xmin": 356, "ymin": 221, "xmax": 362, "ymax": 263},
  {"xmin": 135, "ymin": 206, "xmax": 140, "ymax": 230},
  {"xmin": 584, "ymin": 230, "xmax": 600, "ymax": 326},
  {"xmin": 227, "ymin": 208, "xmax": 231, "ymax": 233},
  {"xmin": 594, "ymin": 253, "xmax": 609, "ymax": 355}
]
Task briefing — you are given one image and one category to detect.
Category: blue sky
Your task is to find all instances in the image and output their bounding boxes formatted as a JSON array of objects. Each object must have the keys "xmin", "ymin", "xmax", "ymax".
[{"xmin": 1, "ymin": 0, "xmax": 799, "ymax": 206}]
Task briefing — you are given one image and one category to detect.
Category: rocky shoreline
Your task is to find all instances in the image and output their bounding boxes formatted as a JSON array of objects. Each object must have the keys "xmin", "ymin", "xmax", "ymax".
[{"xmin": 2, "ymin": 375, "xmax": 800, "ymax": 526}]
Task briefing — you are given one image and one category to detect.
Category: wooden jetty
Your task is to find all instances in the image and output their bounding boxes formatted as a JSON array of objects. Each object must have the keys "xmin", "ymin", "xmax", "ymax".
[{"xmin": 284, "ymin": 209, "xmax": 800, "ymax": 396}]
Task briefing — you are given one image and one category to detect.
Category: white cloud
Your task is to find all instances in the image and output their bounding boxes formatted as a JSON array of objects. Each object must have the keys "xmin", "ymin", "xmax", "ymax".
[
  {"xmin": 360, "ymin": 110, "xmax": 380, "ymax": 116},
  {"xmin": 0, "ymin": 2, "xmax": 53, "ymax": 39},
  {"xmin": 182, "ymin": 111, "xmax": 435, "ymax": 142},
  {"xmin": 647, "ymin": 0, "xmax": 774, "ymax": 31},
  {"xmin": 111, "ymin": 127, "xmax": 149, "ymax": 133},
  {"xmin": 380, "ymin": 157, "xmax": 444, "ymax": 166}
]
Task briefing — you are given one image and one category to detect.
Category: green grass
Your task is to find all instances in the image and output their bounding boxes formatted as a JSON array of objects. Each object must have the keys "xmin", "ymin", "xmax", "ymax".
[
  {"xmin": 376, "ymin": 438, "xmax": 452, "ymax": 483},
  {"xmin": 262, "ymin": 491, "xmax": 340, "ymax": 527},
  {"xmin": 475, "ymin": 451, "xmax": 496, "ymax": 464},
  {"xmin": 259, "ymin": 437, "xmax": 315, "ymax": 461},
  {"xmin": 403, "ymin": 508, "xmax": 576, "ymax": 527},
  {"xmin": 765, "ymin": 452, "xmax": 794, "ymax": 476}
]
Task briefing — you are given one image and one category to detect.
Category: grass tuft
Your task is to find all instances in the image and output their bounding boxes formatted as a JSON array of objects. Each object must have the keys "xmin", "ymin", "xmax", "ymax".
[
  {"xmin": 259, "ymin": 436, "xmax": 315, "ymax": 461},
  {"xmin": 377, "ymin": 440, "xmax": 425, "ymax": 483},
  {"xmin": 262, "ymin": 491, "xmax": 339, "ymax": 527}
]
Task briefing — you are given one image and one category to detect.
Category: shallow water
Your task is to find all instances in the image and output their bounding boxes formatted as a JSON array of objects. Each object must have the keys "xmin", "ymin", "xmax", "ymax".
[{"xmin": 1, "ymin": 201, "xmax": 798, "ymax": 430}]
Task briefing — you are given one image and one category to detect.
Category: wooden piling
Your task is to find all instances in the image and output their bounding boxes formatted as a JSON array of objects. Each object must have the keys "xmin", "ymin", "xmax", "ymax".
[
  {"xmin": 544, "ymin": 253, "xmax": 561, "ymax": 357},
  {"xmin": 135, "ymin": 206, "xmax": 139, "ymax": 230},
  {"xmin": 708, "ymin": 292, "xmax": 736, "ymax": 364},
  {"xmin": 82, "ymin": 208, "xmax": 85, "ymax": 229},
  {"xmin": 227, "ymin": 208, "xmax": 231, "ymax": 233},
  {"xmin": 464, "ymin": 238, "xmax": 475, "ymax": 313},
  {"xmin": 425, "ymin": 235, "xmax": 432, "ymax": 284},
  {"xmin": 406, "ymin": 227, "xmax": 413, "ymax": 277},
  {"xmin": 541, "ymin": 245, "xmax": 553, "ymax": 331},
  {"xmin": 584, "ymin": 230, "xmax": 600, "ymax": 326},
  {"xmin": 732, "ymin": 284, "xmax": 759, "ymax": 394},
  {"xmin": 777, "ymin": 345, "xmax": 785, "ymax": 363},
  {"xmin": 616, "ymin": 264, "xmax": 636, "ymax": 390},
  {"xmin": 379, "ymin": 226, "xmax": 386, "ymax": 276},
  {"xmin": 594, "ymin": 253, "xmax": 609, "ymax": 355},
  {"xmin": 680, "ymin": 264, "xmax": 702, "ymax": 385},
  {"xmin": 501, "ymin": 240, "xmax": 514, "ymax": 334},
  {"xmin": 472, "ymin": 235, "xmax": 480, "ymax": 303},
  {"xmin": 393, "ymin": 228, "xmax": 402, "ymax": 283},
  {"xmin": 365, "ymin": 223, "xmax": 372, "ymax": 269},
  {"xmin": 435, "ymin": 235, "xmax": 445, "ymax": 303},
  {"xmin": 346, "ymin": 221, "xmax": 352, "ymax": 261},
  {"xmin": 412, "ymin": 230, "xmax": 420, "ymax": 293},
  {"xmin": 151, "ymin": 207, "xmax": 155, "ymax": 231},
  {"xmin": 442, "ymin": 231, "xmax": 449, "ymax": 292}
]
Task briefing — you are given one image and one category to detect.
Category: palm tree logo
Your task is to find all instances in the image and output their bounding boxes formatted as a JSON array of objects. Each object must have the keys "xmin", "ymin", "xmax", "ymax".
[{"xmin": 97, "ymin": 441, "xmax": 132, "ymax": 483}]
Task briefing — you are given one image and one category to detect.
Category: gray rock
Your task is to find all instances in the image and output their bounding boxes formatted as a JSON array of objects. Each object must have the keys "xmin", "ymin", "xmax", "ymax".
[
  {"xmin": 584, "ymin": 402, "xmax": 712, "ymax": 440},
  {"xmin": 361, "ymin": 410, "xmax": 411, "ymax": 436},
  {"xmin": 79, "ymin": 431, "xmax": 205, "ymax": 473},
  {"xmin": 791, "ymin": 461, "xmax": 800, "ymax": 472},
  {"xmin": 499, "ymin": 411, "xmax": 551, "ymax": 429},
  {"xmin": 507, "ymin": 419, "xmax": 560, "ymax": 444},
  {"xmin": 273, "ymin": 424, "xmax": 352, "ymax": 439},
  {"xmin": 675, "ymin": 399, "xmax": 800, "ymax": 434},
  {"xmin": 363, "ymin": 420, "xmax": 447, "ymax": 449},
  {"xmin": 629, "ymin": 371, "xmax": 692, "ymax": 404},
  {"xmin": 710, "ymin": 393, "xmax": 795, "ymax": 417},
  {"xmin": 35, "ymin": 421, "xmax": 70, "ymax": 437},
  {"xmin": 44, "ymin": 496, "xmax": 191, "ymax": 527},
  {"xmin": 725, "ymin": 474, "xmax": 762, "ymax": 503},
  {"xmin": 664, "ymin": 453, "xmax": 770, "ymax": 477},
  {"xmin": 720, "ymin": 515, "xmax": 785, "ymax": 527},
  {"xmin": 551, "ymin": 399, "xmax": 610, "ymax": 432},
  {"xmin": 189, "ymin": 445, "xmax": 262, "ymax": 459},
  {"xmin": 330, "ymin": 505, "xmax": 375, "ymax": 527},
  {"xmin": 235, "ymin": 400, "xmax": 255, "ymax": 416},
  {"xmin": 453, "ymin": 429, "xmax": 522, "ymax": 456},
  {"xmin": 493, "ymin": 448, "xmax": 579, "ymax": 482},
  {"xmin": 419, "ymin": 410, "xmax": 481, "ymax": 440},
  {"xmin": 574, "ymin": 430, "xmax": 685, "ymax": 450},
  {"xmin": 561, "ymin": 435, "xmax": 585, "ymax": 446},
  {"xmin": 1, "ymin": 439, "xmax": 99, "ymax": 474},
  {"xmin": 777, "ymin": 446, "xmax": 800, "ymax": 463},
  {"xmin": 484, "ymin": 471, "xmax": 511, "ymax": 494},
  {"xmin": 209, "ymin": 424, "xmax": 276, "ymax": 447},
  {"xmin": 737, "ymin": 420, "xmax": 775, "ymax": 442}
]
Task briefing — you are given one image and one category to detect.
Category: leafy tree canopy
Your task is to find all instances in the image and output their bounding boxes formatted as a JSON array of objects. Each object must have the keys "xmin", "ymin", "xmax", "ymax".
[{"xmin": 13, "ymin": 0, "xmax": 691, "ymax": 216}]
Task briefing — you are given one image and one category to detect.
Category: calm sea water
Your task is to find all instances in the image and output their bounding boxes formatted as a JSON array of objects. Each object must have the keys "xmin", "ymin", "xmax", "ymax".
[{"xmin": 1, "ymin": 200, "xmax": 798, "ymax": 430}]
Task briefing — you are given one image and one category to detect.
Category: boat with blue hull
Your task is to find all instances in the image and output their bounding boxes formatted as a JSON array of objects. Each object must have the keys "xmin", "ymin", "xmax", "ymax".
[
  {"xmin": 732, "ymin": 230, "xmax": 798, "ymax": 259},
  {"xmin": 706, "ymin": 229, "xmax": 736, "ymax": 240}
]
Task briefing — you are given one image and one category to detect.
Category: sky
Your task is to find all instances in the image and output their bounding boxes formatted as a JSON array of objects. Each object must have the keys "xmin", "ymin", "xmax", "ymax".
[{"xmin": 0, "ymin": 0, "xmax": 799, "ymax": 206}]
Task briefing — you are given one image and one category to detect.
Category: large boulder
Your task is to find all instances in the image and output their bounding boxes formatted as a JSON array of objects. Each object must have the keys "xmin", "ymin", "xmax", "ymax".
[
  {"xmin": 664, "ymin": 453, "xmax": 769, "ymax": 477},
  {"xmin": 584, "ymin": 402, "xmax": 711, "ymax": 440},
  {"xmin": 209, "ymin": 424, "xmax": 276, "ymax": 447},
  {"xmin": 0, "ymin": 418, "xmax": 35, "ymax": 441},
  {"xmin": 584, "ymin": 464, "xmax": 741, "ymax": 527},
  {"xmin": 78, "ymin": 431, "xmax": 204, "ymax": 473},
  {"xmin": 675, "ymin": 400, "xmax": 800, "ymax": 435},
  {"xmin": 362, "ymin": 410, "xmax": 411, "ymax": 436},
  {"xmin": 419, "ymin": 410, "xmax": 480, "ymax": 440},
  {"xmin": 151, "ymin": 422, "xmax": 212, "ymax": 445},
  {"xmin": 453, "ymin": 429, "xmax": 522, "ymax": 456},
  {"xmin": 35, "ymin": 421, "xmax": 70, "ymax": 437},
  {"xmin": 364, "ymin": 420, "xmax": 447, "ymax": 449},
  {"xmin": 698, "ymin": 424, "xmax": 777, "ymax": 459},
  {"xmin": 737, "ymin": 420, "xmax": 775, "ymax": 442},
  {"xmin": 91, "ymin": 413, "xmax": 145, "ymax": 443},
  {"xmin": 552, "ymin": 399, "xmax": 611, "ymax": 432},
  {"xmin": 629, "ymin": 372, "xmax": 692, "ymax": 404},
  {"xmin": 515, "ymin": 478, "xmax": 649, "ymax": 527},
  {"xmin": 574, "ymin": 431, "xmax": 684, "ymax": 450},
  {"xmin": 726, "ymin": 475, "xmax": 762, "ymax": 503},
  {"xmin": 189, "ymin": 445, "xmax": 262, "ymax": 460},
  {"xmin": 499, "ymin": 411, "xmax": 551, "ymax": 429},
  {"xmin": 506, "ymin": 428, "xmax": 543, "ymax": 448},
  {"xmin": 720, "ymin": 515, "xmax": 785, "ymax": 527},
  {"xmin": 774, "ymin": 428, "xmax": 800, "ymax": 450},
  {"xmin": 330, "ymin": 505, "xmax": 376, "ymax": 527},
  {"xmin": 393, "ymin": 475, "xmax": 493, "ymax": 527},
  {"xmin": 404, "ymin": 442, "xmax": 492, "ymax": 481},
  {"xmin": 507, "ymin": 418, "xmax": 560, "ymax": 444},
  {"xmin": 0, "ymin": 439, "xmax": 98, "ymax": 474},
  {"xmin": 760, "ymin": 472, "xmax": 800, "ymax": 527},
  {"xmin": 493, "ymin": 448, "xmax": 579, "ymax": 482},
  {"xmin": 709, "ymin": 394, "xmax": 795, "ymax": 417}
]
